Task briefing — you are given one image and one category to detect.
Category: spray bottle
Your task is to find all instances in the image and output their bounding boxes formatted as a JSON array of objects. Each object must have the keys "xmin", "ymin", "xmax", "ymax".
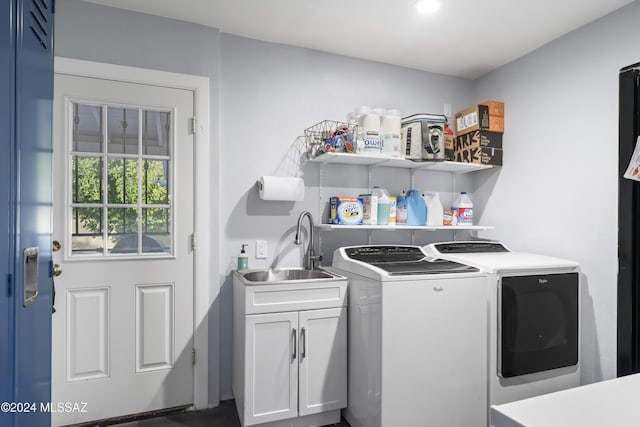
[{"xmin": 237, "ymin": 244, "xmax": 249, "ymax": 271}]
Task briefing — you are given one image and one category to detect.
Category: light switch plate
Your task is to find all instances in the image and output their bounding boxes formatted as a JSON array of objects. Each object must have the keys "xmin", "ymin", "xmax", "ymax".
[{"xmin": 256, "ymin": 240, "xmax": 267, "ymax": 259}]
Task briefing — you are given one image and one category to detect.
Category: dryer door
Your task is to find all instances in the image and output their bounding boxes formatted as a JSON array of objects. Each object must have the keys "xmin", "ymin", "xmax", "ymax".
[{"xmin": 499, "ymin": 272, "xmax": 578, "ymax": 378}]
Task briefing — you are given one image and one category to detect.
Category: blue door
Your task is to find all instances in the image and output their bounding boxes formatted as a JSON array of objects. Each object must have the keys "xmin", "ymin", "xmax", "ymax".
[
  {"xmin": 0, "ymin": 1, "xmax": 16, "ymax": 425},
  {"xmin": 1, "ymin": 0, "xmax": 54, "ymax": 426}
]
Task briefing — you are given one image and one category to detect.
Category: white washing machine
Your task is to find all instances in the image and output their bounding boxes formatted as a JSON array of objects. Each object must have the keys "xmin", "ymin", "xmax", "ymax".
[
  {"xmin": 423, "ymin": 241, "xmax": 581, "ymax": 407},
  {"xmin": 331, "ymin": 245, "xmax": 488, "ymax": 427}
]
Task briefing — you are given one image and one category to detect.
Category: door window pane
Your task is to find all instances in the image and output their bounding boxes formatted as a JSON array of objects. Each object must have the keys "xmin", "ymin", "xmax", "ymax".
[
  {"xmin": 142, "ymin": 208, "xmax": 170, "ymax": 254},
  {"xmin": 108, "ymin": 208, "xmax": 139, "ymax": 254},
  {"xmin": 143, "ymin": 160, "xmax": 169, "ymax": 205},
  {"xmin": 143, "ymin": 111, "xmax": 171, "ymax": 156},
  {"xmin": 108, "ymin": 107, "xmax": 139, "ymax": 154},
  {"xmin": 72, "ymin": 156, "xmax": 103, "ymax": 204},
  {"xmin": 107, "ymin": 158, "xmax": 139, "ymax": 204},
  {"xmin": 73, "ymin": 104, "xmax": 103, "ymax": 153},
  {"xmin": 69, "ymin": 102, "xmax": 173, "ymax": 257},
  {"xmin": 71, "ymin": 207, "xmax": 103, "ymax": 254}
]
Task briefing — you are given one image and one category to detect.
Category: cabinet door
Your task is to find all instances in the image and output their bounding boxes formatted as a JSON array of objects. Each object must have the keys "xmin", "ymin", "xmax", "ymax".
[
  {"xmin": 245, "ymin": 312, "xmax": 299, "ymax": 426},
  {"xmin": 298, "ymin": 307, "xmax": 347, "ymax": 416},
  {"xmin": 14, "ymin": 1, "xmax": 55, "ymax": 426}
]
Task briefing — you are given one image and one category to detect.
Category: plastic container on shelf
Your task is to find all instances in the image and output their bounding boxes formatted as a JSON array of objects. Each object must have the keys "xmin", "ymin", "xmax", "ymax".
[
  {"xmin": 388, "ymin": 196, "xmax": 397, "ymax": 224},
  {"xmin": 381, "ymin": 108, "xmax": 402, "ymax": 157},
  {"xmin": 405, "ymin": 189, "xmax": 427, "ymax": 226},
  {"xmin": 372, "ymin": 187, "xmax": 390, "ymax": 225},
  {"xmin": 424, "ymin": 192, "xmax": 444, "ymax": 226},
  {"xmin": 360, "ymin": 192, "xmax": 378, "ymax": 225},
  {"xmin": 396, "ymin": 191, "xmax": 407, "ymax": 224},
  {"xmin": 453, "ymin": 192, "xmax": 473, "ymax": 225},
  {"xmin": 356, "ymin": 106, "xmax": 382, "ymax": 154}
]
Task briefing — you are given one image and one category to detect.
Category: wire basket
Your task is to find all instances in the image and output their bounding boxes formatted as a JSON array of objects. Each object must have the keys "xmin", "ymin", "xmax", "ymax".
[{"xmin": 304, "ymin": 120, "xmax": 358, "ymax": 159}]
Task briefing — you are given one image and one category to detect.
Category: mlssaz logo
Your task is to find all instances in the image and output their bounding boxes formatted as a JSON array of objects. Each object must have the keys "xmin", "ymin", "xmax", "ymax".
[{"xmin": 538, "ymin": 278, "xmax": 549, "ymax": 285}]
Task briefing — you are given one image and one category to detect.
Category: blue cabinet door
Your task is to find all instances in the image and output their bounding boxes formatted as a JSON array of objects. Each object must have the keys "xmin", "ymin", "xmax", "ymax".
[
  {"xmin": 0, "ymin": 1, "xmax": 16, "ymax": 425},
  {"xmin": 12, "ymin": 0, "xmax": 55, "ymax": 426}
]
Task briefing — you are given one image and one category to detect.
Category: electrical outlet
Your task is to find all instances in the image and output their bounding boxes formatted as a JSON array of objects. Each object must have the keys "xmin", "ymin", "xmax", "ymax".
[{"xmin": 256, "ymin": 240, "xmax": 267, "ymax": 259}]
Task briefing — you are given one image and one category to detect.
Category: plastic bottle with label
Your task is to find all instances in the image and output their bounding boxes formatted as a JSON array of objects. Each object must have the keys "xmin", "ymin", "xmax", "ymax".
[
  {"xmin": 424, "ymin": 192, "xmax": 444, "ymax": 226},
  {"xmin": 381, "ymin": 108, "xmax": 402, "ymax": 157},
  {"xmin": 373, "ymin": 187, "xmax": 390, "ymax": 225},
  {"xmin": 237, "ymin": 244, "xmax": 249, "ymax": 271},
  {"xmin": 396, "ymin": 190, "xmax": 407, "ymax": 224},
  {"xmin": 356, "ymin": 106, "xmax": 381, "ymax": 154},
  {"xmin": 452, "ymin": 192, "xmax": 473, "ymax": 225}
]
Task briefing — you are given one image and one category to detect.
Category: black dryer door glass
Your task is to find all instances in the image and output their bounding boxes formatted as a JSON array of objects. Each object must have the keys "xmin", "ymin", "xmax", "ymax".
[{"xmin": 500, "ymin": 272, "xmax": 578, "ymax": 378}]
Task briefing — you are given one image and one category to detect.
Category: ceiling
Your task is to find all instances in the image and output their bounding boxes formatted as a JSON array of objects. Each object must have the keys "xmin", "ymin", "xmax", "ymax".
[{"xmin": 82, "ymin": 0, "xmax": 635, "ymax": 79}]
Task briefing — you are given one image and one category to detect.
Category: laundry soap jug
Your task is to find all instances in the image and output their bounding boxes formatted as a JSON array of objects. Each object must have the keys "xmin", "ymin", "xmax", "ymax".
[
  {"xmin": 453, "ymin": 192, "xmax": 473, "ymax": 225},
  {"xmin": 405, "ymin": 189, "xmax": 427, "ymax": 226},
  {"xmin": 424, "ymin": 192, "xmax": 444, "ymax": 226},
  {"xmin": 373, "ymin": 187, "xmax": 390, "ymax": 225}
]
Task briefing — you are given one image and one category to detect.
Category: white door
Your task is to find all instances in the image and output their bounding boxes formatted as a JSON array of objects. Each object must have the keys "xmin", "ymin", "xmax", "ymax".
[
  {"xmin": 245, "ymin": 312, "xmax": 299, "ymax": 426},
  {"xmin": 51, "ymin": 73, "xmax": 195, "ymax": 425},
  {"xmin": 298, "ymin": 308, "xmax": 347, "ymax": 416}
]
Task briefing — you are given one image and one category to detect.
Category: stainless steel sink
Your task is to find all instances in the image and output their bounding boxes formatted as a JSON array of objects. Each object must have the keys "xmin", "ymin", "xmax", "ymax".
[{"xmin": 240, "ymin": 268, "xmax": 339, "ymax": 284}]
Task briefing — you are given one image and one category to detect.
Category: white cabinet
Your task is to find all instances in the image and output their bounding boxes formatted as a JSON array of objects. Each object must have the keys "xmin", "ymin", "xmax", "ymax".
[
  {"xmin": 233, "ymin": 272, "xmax": 348, "ymax": 427},
  {"xmin": 244, "ymin": 312, "xmax": 299, "ymax": 425},
  {"xmin": 298, "ymin": 308, "xmax": 347, "ymax": 416}
]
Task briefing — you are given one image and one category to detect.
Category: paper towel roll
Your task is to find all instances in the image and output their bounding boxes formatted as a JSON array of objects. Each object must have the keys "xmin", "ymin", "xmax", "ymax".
[{"xmin": 258, "ymin": 176, "xmax": 305, "ymax": 201}]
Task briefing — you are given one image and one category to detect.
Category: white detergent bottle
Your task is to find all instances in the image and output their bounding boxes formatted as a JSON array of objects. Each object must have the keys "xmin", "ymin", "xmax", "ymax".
[
  {"xmin": 424, "ymin": 192, "xmax": 444, "ymax": 226},
  {"xmin": 453, "ymin": 192, "xmax": 473, "ymax": 225}
]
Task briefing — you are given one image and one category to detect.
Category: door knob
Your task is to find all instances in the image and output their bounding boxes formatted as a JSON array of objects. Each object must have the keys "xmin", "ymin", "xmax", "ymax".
[
  {"xmin": 53, "ymin": 264, "xmax": 62, "ymax": 277},
  {"xmin": 53, "ymin": 240, "xmax": 61, "ymax": 252}
]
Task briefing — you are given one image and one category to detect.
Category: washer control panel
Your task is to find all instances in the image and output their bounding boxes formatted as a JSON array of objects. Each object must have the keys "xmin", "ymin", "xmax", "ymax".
[
  {"xmin": 433, "ymin": 241, "xmax": 509, "ymax": 254},
  {"xmin": 344, "ymin": 245, "xmax": 425, "ymax": 263}
]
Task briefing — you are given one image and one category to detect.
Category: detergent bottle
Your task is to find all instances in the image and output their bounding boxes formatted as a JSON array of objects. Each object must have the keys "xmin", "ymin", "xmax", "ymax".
[
  {"xmin": 453, "ymin": 192, "xmax": 473, "ymax": 225},
  {"xmin": 424, "ymin": 192, "xmax": 444, "ymax": 226}
]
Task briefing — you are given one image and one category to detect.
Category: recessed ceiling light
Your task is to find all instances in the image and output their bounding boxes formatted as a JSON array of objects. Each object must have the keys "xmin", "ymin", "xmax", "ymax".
[{"xmin": 416, "ymin": 0, "xmax": 441, "ymax": 14}]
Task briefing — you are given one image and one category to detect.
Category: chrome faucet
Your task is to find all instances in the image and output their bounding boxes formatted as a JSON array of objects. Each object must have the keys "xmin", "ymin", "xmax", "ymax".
[{"xmin": 294, "ymin": 211, "xmax": 322, "ymax": 270}]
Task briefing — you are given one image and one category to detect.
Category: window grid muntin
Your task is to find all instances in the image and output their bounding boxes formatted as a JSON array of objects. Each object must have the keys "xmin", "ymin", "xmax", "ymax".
[{"xmin": 69, "ymin": 100, "xmax": 174, "ymax": 258}]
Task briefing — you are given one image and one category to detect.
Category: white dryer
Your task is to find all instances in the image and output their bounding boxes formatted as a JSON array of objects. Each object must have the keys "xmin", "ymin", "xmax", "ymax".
[
  {"xmin": 331, "ymin": 245, "xmax": 488, "ymax": 427},
  {"xmin": 423, "ymin": 241, "xmax": 581, "ymax": 406}
]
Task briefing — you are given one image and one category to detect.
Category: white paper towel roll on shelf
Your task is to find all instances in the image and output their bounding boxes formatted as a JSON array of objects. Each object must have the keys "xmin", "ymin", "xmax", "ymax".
[{"xmin": 258, "ymin": 176, "xmax": 305, "ymax": 201}]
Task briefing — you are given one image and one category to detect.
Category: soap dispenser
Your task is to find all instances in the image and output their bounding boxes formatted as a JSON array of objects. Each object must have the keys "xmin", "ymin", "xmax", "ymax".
[{"xmin": 237, "ymin": 244, "xmax": 249, "ymax": 271}]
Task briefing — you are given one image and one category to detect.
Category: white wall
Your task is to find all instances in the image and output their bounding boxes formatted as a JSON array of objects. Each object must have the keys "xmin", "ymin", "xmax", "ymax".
[
  {"xmin": 473, "ymin": 0, "xmax": 640, "ymax": 384},
  {"xmin": 218, "ymin": 33, "xmax": 477, "ymax": 397}
]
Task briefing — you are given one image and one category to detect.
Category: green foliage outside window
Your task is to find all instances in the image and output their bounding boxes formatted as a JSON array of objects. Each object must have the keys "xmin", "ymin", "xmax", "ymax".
[{"xmin": 72, "ymin": 156, "xmax": 169, "ymax": 234}]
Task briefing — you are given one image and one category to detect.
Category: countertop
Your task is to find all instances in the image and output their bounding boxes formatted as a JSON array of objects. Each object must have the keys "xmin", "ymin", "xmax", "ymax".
[{"xmin": 490, "ymin": 373, "xmax": 640, "ymax": 427}]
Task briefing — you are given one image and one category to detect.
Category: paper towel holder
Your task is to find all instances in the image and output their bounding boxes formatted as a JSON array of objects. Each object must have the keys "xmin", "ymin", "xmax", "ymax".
[{"xmin": 257, "ymin": 175, "xmax": 305, "ymax": 201}]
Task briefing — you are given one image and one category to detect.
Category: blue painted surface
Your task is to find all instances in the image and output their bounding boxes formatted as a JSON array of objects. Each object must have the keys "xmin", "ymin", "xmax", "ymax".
[
  {"xmin": 0, "ymin": 2, "xmax": 16, "ymax": 425},
  {"xmin": 0, "ymin": 0, "xmax": 54, "ymax": 426},
  {"xmin": 13, "ymin": 0, "xmax": 54, "ymax": 424}
]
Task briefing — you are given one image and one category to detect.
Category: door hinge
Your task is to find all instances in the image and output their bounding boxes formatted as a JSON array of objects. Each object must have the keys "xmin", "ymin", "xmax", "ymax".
[
  {"xmin": 192, "ymin": 348, "xmax": 196, "ymax": 365},
  {"xmin": 190, "ymin": 233, "xmax": 197, "ymax": 251},
  {"xmin": 191, "ymin": 117, "xmax": 197, "ymax": 135}
]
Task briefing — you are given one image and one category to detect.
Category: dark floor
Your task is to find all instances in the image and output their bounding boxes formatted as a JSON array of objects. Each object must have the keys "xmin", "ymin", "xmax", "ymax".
[{"xmin": 114, "ymin": 401, "xmax": 350, "ymax": 427}]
